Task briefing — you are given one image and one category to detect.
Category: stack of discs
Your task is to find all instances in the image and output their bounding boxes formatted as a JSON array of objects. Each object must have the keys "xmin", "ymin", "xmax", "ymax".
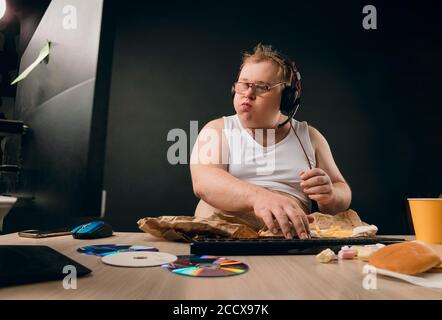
[
  {"xmin": 163, "ymin": 255, "xmax": 249, "ymax": 277},
  {"xmin": 78, "ymin": 244, "xmax": 158, "ymax": 257}
]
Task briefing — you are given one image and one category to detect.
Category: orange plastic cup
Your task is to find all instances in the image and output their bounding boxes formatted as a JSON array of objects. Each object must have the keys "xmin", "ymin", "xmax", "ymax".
[{"xmin": 408, "ymin": 198, "xmax": 442, "ymax": 244}]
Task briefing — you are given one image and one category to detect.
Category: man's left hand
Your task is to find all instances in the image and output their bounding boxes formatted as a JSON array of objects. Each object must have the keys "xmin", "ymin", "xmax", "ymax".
[{"xmin": 299, "ymin": 168, "xmax": 335, "ymax": 205}]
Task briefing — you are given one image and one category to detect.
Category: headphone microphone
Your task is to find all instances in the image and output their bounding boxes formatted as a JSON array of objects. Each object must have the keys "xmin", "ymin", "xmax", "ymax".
[{"xmin": 277, "ymin": 103, "xmax": 299, "ymax": 128}]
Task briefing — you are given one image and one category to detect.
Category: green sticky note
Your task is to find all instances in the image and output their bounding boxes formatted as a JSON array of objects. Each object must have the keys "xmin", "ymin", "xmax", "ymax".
[{"xmin": 11, "ymin": 40, "xmax": 51, "ymax": 85}]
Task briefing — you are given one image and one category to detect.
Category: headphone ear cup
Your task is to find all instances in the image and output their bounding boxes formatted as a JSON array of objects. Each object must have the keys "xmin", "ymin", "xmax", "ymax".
[
  {"xmin": 280, "ymin": 87, "xmax": 289, "ymax": 115},
  {"xmin": 280, "ymin": 86, "xmax": 295, "ymax": 116}
]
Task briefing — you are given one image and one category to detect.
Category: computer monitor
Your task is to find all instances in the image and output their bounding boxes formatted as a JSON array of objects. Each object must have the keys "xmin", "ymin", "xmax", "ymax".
[{"xmin": 1, "ymin": 0, "xmax": 114, "ymax": 231}]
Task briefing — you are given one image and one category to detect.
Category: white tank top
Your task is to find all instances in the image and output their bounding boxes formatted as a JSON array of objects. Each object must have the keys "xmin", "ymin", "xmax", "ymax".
[{"xmin": 223, "ymin": 114, "xmax": 316, "ymax": 210}]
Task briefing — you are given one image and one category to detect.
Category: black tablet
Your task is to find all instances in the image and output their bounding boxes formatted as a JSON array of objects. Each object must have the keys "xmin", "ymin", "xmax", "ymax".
[{"xmin": 0, "ymin": 245, "xmax": 92, "ymax": 287}]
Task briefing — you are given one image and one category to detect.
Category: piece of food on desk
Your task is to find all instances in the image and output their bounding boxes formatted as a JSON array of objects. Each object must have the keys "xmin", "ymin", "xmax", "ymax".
[
  {"xmin": 338, "ymin": 246, "xmax": 358, "ymax": 259},
  {"xmin": 316, "ymin": 244, "xmax": 384, "ymax": 264},
  {"xmin": 316, "ymin": 248, "xmax": 337, "ymax": 263},
  {"xmin": 369, "ymin": 242, "xmax": 441, "ymax": 275},
  {"xmin": 352, "ymin": 244, "xmax": 385, "ymax": 261}
]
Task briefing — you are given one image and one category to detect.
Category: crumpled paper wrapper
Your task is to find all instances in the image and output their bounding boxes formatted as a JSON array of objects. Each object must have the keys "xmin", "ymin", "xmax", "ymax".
[
  {"xmin": 137, "ymin": 212, "xmax": 259, "ymax": 242},
  {"xmin": 310, "ymin": 210, "xmax": 368, "ymax": 230},
  {"xmin": 137, "ymin": 209, "xmax": 377, "ymax": 242}
]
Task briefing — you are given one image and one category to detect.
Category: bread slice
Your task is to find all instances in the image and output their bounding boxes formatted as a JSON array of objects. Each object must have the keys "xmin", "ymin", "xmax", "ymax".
[{"xmin": 369, "ymin": 241, "xmax": 441, "ymax": 275}]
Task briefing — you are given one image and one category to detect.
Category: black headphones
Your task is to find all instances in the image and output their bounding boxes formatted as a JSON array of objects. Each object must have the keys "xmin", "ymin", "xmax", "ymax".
[
  {"xmin": 231, "ymin": 53, "xmax": 302, "ymax": 127},
  {"xmin": 279, "ymin": 55, "xmax": 302, "ymax": 118}
]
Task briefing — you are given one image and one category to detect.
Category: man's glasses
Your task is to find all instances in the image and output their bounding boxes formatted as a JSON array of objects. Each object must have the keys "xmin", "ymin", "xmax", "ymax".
[{"xmin": 232, "ymin": 82, "xmax": 286, "ymax": 96}]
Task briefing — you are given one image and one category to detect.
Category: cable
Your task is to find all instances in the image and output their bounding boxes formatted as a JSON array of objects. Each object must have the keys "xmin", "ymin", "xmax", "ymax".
[
  {"xmin": 289, "ymin": 120, "xmax": 313, "ymax": 170},
  {"xmin": 277, "ymin": 101, "xmax": 299, "ymax": 128}
]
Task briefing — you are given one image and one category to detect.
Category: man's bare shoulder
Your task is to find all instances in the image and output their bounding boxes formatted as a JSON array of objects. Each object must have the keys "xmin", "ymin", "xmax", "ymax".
[
  {"xmin": 191, "ymin": 117, "xmax": 228, "ymax": 168},
  {"xmin": 202, "ymin": 118, "xmax": 224, "ymax": 132},
  {"xmin": 307, "ymin": 125, "xmax": 329, "ymax": 150}
]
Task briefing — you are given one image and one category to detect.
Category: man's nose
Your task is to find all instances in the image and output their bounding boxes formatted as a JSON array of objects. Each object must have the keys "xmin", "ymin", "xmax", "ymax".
[{"xmin": 244, "ymin": 85, "xmax": 256, "ymax": 98}]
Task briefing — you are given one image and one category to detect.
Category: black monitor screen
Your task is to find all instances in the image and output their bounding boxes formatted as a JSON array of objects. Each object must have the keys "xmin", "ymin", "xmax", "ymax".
[{"xmin": 2, "ymin": 0, "xmax": 113, "ymax": 230}]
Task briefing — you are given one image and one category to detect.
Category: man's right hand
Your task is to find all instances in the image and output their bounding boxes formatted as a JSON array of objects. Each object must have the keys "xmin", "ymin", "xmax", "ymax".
[{"xmin": 252, "ymin": 189, "xmax": 314, "ymax": 240}]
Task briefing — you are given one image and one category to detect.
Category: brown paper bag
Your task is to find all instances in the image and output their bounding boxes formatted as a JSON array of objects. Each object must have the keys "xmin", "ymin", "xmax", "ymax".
[
  {"xmin": 137, "ymin": 213, "xmax": 260, "ymax": 242},
  {"xmin": 137, "ymin": 209, "xmax": 375, "ymax": 242}
]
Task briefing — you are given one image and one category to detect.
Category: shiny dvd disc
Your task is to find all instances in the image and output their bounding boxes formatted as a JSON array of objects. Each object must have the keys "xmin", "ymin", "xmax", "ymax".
[
  {"xmin": 163, "ymin": 255, "xmax": 249, "ymax": 277},
  {"xmin": 102, "ymin": 251, "xmax": 177, "ymax": 267},
  {"xmin": 78, "ymin": 244, "xmax": 158, "ymax": 257}
]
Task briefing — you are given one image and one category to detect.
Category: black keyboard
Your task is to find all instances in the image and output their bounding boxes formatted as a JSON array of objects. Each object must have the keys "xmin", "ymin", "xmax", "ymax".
[{"xmin": 190, "ymin": 237, "xmax": 406, "ymax": 256}]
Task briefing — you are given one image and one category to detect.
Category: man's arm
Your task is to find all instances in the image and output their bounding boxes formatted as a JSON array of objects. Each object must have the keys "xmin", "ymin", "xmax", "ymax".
[
  {"xmin": 302, "ymin": 126, "xmax": 352, "ymax": 214},
  {"xmin": 192, "ymin": 165, "xmax": 264, "ymax": 213},
  {"xmin": 190, "ymin": 118, "xmax": 260, "ymax": 212},
  {"xmin": 315, "ymin": 178, "xmax": 352, "ymax": 214}
]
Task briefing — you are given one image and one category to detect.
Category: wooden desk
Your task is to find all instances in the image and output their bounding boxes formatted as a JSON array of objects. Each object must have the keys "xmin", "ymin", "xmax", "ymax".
[{"xmin": 0, "ymin": 232, "xmax": 441, "ymax": 300}]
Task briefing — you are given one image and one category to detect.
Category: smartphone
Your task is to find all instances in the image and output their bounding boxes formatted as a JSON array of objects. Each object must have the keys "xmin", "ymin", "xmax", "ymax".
[{"xmin": 18, "ymin": 228, "xmax": 72, "ymax": 238}]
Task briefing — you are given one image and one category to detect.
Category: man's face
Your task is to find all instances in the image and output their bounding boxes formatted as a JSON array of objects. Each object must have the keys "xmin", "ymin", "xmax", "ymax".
[{"xmin": 233, "ymin": 61, "xmax": 283, "ymax": 129}]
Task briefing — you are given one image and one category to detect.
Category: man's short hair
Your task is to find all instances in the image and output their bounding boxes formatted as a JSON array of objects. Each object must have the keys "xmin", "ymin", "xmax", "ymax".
[{"xmin": 240, "ymin": 43, "xmax": 292, "ymax": 84}]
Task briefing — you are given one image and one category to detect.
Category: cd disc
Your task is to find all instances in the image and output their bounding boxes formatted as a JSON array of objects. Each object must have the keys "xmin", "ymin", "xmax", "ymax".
[
  {"xmin": 78, "ymin": 244, "xmax": 158, "ymax": 256},
  {"xmin": 163, "ymin": 255, "xmax": 249, "ymax": 277},
  {"xmin": 102, "ymin": 251, "xmax": 177, "ymax": 267}
]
